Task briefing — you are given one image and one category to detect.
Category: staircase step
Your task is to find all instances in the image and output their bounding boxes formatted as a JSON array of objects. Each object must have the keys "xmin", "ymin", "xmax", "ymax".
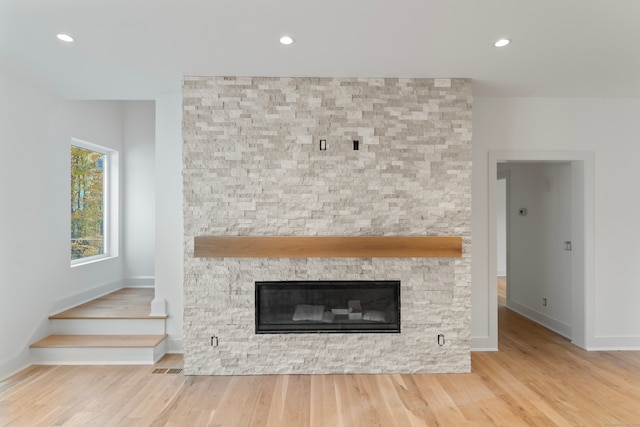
[
  {"xmin": 50, "ymin": 288, "xmax": 167, "ymax": 320},
  {"xmin": 34, "ymin": 288, "xmax": 170, "ymax": 365},
  {"xmin": 30, "ymin": 335, "xmax": 168, "ymax": 365},
  {"xmin": 30, "ymin": 334, "xmax": 168, "ymax": 348}
]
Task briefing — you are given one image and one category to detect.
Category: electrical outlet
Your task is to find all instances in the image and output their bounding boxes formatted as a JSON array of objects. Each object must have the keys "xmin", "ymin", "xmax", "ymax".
[
  {"xmin": 437, "ymin": 334, "xmax": 445, "ymax": 346},
  {"xmin": 211, "ymin": 336, "xmax": 218, "ymax": 346},
  {"xmin": 542, "ymin": 298, "xmax": 548, "ymax": 307}
]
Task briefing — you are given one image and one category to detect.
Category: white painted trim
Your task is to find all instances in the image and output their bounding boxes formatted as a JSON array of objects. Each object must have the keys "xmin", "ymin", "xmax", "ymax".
[
  {"xmin": 70, "ymin": 254, "xmax": 115, "ymax": 268},
  {"xmin": 30, "ymin": 361, "xmax": 155, "ymax": 366},
  {"xmin": 496, "ymin": 169, "xmax": 510, "ymax": 283},
  {"xmin": 50, "ymin": 318, "xmax": 166, "ymax": 335},
  {"xmin": 166, "ymin": 338, "xmax": 184, "ymax": 354},
  {"xmin": 506, "ymin": 300, "xmax": 571, "ymax": 339},
  {"xmin": 486, "ymin": 154, "xmax": 499, "ymax": 350},
  {"xmin": 154, "ymin": 339, "xmax": 168, "ymax": 362},
  {"xmin": 0, "ymin": 348, "xmax": 32, "ymax": 381},
  {"xmin": 471, "ymin": 337, "xmax": 498, "ymax": 352},
  {"xmin": 124, "ymin": 276, "xmax": 155, "ymax": 288},
  {"xmin": 29, "ymin": 339, "xmax": 168, "ymax": 365},
  {"xmin": 488, "ymin": 150, "xmax": 595, "ymax": 351},
  {"xmin": 70, "ymin": 137, "xmax": 120, "ymax": 263},
  {"xmin": 150, "ymin": 297, "xmax": 167, "ymax": 317},
  {"xmin": 30, "ymin": 347, "xmax": 162, "ymax": 365},
  {"xmin": 588, "ymin": 336, "xmax": 640, "ymax": 351}
]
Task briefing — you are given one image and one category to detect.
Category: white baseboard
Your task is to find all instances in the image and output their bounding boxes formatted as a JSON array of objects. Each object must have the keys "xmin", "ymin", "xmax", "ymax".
[
  {"xmin": 471, "ymin": 316, "xmax": 640, "ymax": 352},
  {"xmin": 167, "ymin": 338, "xmax": 183, "ymax": 354},
  {"xmin": 124, "ymin": 276, "xmax": 155, "ymax": 288},
  {"xmin": 0, "ymin": 348, "xmax": 32, "ymax": 381},
  {"xmin": 506, "ymin": 299, "xmax": 571, "ymax": 339},
  {"xmin": 587, "ymin": 336, "xmax": 640, "ymax": 351},
  {"xmin": 471, "ymin": 336, "xmax": 498, "ymax": 352}
]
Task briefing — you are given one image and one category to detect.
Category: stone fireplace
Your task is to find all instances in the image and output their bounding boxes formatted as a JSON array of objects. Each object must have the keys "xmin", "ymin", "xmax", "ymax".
[{"xmin": 182, "ymin": 77, "xmax": 472, "ymax": 375}]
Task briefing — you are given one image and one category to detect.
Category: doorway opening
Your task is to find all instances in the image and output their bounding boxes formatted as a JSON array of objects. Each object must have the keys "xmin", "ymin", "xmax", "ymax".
[
  {"xmin": 497, "ymin": 162, "xmax": 573, "ymax": 340},
  {"xmin": 488, "ymin": 151, "xmax": 594, "ymax": 350}
]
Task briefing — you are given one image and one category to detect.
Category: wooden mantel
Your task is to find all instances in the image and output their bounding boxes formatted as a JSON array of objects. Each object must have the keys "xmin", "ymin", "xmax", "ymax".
[{"xmin": 194, "ymin": 236, "xmax": 462, "ymax": 258}]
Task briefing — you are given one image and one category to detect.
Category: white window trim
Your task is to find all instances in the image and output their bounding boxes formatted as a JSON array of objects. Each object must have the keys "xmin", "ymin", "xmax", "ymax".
[{"xmin": 70, "ymin": 138, "xmax": 119, "ymax": 267}]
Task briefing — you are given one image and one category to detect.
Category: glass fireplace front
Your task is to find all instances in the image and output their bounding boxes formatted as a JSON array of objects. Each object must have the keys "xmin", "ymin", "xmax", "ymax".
[{"xmin": 255, "ymin": 280, "xmax": 400, "ymax": 334}]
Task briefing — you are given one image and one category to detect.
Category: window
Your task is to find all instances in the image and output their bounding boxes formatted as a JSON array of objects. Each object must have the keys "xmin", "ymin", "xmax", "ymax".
[{"xmin": 70, "ymin": 139, "xmax": 118, "ymax": 264}]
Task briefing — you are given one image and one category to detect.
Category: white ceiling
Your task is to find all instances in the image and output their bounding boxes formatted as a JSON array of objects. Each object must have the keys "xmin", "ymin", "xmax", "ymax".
[{"xmin": 2, "ymin": 0, "xmax": 639, "ymax": 100}]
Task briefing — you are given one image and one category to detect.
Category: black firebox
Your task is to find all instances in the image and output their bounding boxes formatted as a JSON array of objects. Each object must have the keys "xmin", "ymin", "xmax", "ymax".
[{"xmin": 255, "ymin": 280, "xmax": 400, "ymax": 334}]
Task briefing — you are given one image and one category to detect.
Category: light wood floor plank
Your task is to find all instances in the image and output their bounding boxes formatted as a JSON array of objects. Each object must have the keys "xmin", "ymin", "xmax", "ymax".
[
  {"xmin": 2, "ymin": 278, "xmax": 640, "ymax": 426},
  {"xmin": 410, "ymin": 375, "xmax": 468, "ymax": 426},
  {"xmin": 30, "ymin": 334, "xmax": 168, "ymax": 348}
]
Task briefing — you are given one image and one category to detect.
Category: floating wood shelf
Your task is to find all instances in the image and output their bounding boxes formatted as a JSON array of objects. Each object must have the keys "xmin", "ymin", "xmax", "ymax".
[{"xmin": 194, "ymin": 236, "xmax": 462, "ymax": 258}]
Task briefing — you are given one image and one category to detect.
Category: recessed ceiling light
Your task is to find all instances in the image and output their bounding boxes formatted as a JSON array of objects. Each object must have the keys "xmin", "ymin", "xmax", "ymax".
[
  {"xmin": 279, "ymin": 36, "xmax": 294, "ymax": 45},
  {"xmin": 57, "ymin": 33, "xmax": 74, "ymax": 43},
  {"xmin": 494, "ymin": 38, "xmax": 510, "ymax": 48}
]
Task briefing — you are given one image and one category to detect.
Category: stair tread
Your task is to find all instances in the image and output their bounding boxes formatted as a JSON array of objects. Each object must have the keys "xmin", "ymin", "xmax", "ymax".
[
  {"xmin": 30, "ymin": 334, "xmax": 168, "ymax": 348},
  {"xmin": 50, "ymin": 288, "xmax": 167, "ymax": 320}
]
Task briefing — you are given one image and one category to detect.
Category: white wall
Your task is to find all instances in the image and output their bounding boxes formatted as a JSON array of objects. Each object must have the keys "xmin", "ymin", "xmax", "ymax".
[
  {"xmin": 1, "ymin": 68, "xmax": 59, "ymax": 378},
  {"xmin": 0, "ymin": 68, "xmax": 128, "ymax": 379},
  {"xmin": 472, "ymin": 97, "xmax": 640, "ymax": 350},
  {"xmin": 123, "ymin": 101, "xmax": 156, "ymax": 287},
  {"xmin": 154, "ymin": 92, "xmax": 183, "ymax": 353},
  {"xmin": 502, "ymin": 163, "xmax": 573, "ymax": 337}
]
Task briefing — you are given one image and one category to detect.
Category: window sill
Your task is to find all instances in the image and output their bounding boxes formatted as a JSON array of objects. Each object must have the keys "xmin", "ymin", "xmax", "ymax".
[{"xmin": 71, "ymin": 254, "xmax": 117, "ymax": 268}]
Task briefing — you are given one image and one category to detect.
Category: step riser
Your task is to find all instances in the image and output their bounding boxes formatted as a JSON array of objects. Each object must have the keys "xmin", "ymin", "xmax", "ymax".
[
  {"xmin": 33, "ymin": 288, "xmax": 169, "ymax": 365},
  {"xmin": 50, "ymin": 319, "xmax": 166, "ymax": 335},
  {"xmin": 31, "ymin": 340, "xmax": 167, "ymax": 365}
]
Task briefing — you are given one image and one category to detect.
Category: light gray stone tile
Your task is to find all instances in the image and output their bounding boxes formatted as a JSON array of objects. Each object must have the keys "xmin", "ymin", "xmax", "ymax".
[{"xmin": 182, "ymin": 77, "xmax": 472, "ymax": 375}]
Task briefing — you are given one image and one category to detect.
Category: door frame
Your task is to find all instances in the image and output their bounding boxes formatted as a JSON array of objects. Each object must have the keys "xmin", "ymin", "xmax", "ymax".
[
  {"xmin": 488, "ymin": 150, "xmax": 595, "ymax": 350},
  {"xmin": 496, "ymin": 168, "xmax": 510, "ymax": 304}
]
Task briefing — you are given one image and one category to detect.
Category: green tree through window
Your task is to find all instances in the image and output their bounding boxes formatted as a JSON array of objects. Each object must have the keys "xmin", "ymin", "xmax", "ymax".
[{"xmin": 71, "ymin": 146, "xmax": 105, "ymax": 260}]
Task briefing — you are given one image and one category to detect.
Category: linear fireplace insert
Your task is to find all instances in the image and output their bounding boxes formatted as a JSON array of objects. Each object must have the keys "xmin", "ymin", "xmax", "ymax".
[{"xmin": 255, "ymin": 280, "xmax": 400, "ymax": 333}]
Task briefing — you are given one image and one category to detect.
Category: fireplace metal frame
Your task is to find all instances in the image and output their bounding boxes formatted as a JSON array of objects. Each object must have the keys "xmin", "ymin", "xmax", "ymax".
[{"xmin": 255, "ymin": 280, "xmax": 401, "ymax": 334}]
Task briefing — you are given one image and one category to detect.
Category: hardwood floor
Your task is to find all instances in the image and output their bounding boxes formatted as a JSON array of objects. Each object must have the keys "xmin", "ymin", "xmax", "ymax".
[{"xmin": 2, "ymin": 279, "xmax": 639, "ymax": 426}]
